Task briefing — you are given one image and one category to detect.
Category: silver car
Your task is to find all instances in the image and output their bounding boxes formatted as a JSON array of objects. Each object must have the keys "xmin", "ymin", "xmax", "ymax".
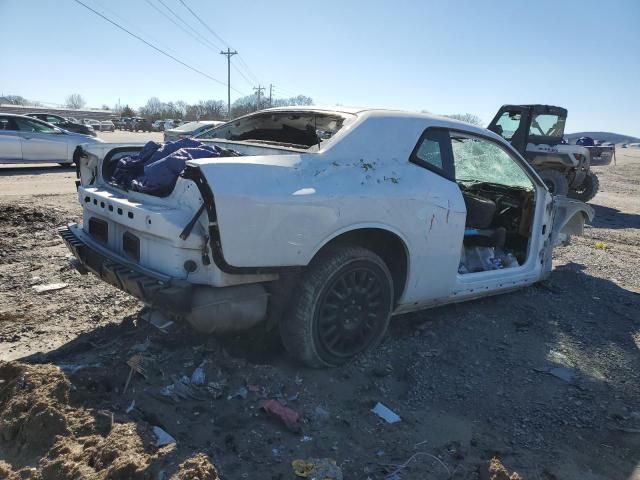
[
  {"xmin": 0, "ymin": 113, "xmax": 103, "ymax": 165},
  {"xmin": 101, "ymin": 120, "xmax": 115, "ymax": 132}
]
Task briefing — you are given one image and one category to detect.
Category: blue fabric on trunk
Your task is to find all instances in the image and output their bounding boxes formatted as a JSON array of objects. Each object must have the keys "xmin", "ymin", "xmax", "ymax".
[{"xmin": 110, "ymin": 138, "xmax": 234, "ymax": 196}]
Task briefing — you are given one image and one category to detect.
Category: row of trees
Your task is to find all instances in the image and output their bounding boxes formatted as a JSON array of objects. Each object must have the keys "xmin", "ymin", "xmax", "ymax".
[
  {"xmin": 133, "ymin": 94, "xmax": 314, "ymax": 122},
  {"xmin": 2, "ymin": 93, "xmax": 483, "ymax": 126}
]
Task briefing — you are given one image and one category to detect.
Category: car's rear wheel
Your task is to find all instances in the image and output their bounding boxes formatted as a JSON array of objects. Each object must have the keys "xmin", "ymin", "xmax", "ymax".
[
  {"xmin": 280, "ymin": 246, "xmax": 393, "ymax": 367},
  {"xmin": 538, "ymin": 170, "xmax": 569, "ymax": 196}
]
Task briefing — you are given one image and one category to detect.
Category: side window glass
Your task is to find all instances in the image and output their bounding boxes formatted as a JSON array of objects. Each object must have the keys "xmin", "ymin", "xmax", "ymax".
[
  {"xmin": 415, "ymin": 137, "xmax": 443, "ymax": 170},
  {"xmin": 495, "ymin": 111, "xmax": 521, "ymax": 140},
  {"xmin": 0, "ymin": 118, "xmax": 17, "ymax": 131},
  {"xmin": 410, "ymin": 128, "xmax": 454, "ymax": 180},
  {"xmin": 450, "ymin": 133, "xmax": 534, "ymax": 190},
  {"xmin": 14, "ymin": 118, "xmax": 57, "ymax": 134}
]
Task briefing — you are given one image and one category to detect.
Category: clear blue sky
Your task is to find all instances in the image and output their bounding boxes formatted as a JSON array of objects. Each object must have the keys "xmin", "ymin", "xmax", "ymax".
[{"xmin": 1, "ymin": 0, "xmax": 639, "ymax": 136}]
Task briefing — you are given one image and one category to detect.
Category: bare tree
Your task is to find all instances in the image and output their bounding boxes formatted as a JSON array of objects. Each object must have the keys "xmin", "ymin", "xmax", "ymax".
[
  {"xmin": 65, "ymin": 93, "xmax": 86, "ymax": 109},
  {"xmin": 0, "ymin": 95, "xmax": 29, "ymax": 105},
  {"xmin": 445, "ymin": 113, "xmax": 483, "ymax": 126}
]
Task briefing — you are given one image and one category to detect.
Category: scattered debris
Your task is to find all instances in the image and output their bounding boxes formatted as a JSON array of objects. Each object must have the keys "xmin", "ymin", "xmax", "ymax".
[
  {"xmin": 371, "ymin": 402, "xmax": 401, "ymax": 424},
  {"xmin": 261, "ymin": 399, "xmax": 301, "ymax": 431},
  {"xmin": 312, "ymin": 406, "xmax": 330, "ymax": 422},
  {"xmin": 153, "ymin": 426, "xmax": 177, "ymax": 447},
  {"xmin": 384, "ymin": 452, "xmax": 452, "ymax": 480},
  {"xmin": 227, "ymin": 386, "xmax": 248, "ymax": 400},
  {"xmin": 206, "ymin": 380, "xmax": 227, "ymax": 399},
  {"xmin": 595, "ymin": 241, "xmax": 609, "ymax": 250},
  {"xmin": 56, "ymin": 363, "xmax": 98, "ymax": 374},
  {"xmin": 130, "ymin": 337, "xmax": 151, "ymax": 353},
  {"xmin": 548, "ymin": 367, "xmax": 576, "ymax": 383},
  {"xmin": 123, "ymin": 354, "xmax": 148, "ymax": 393},
  {"xmin": 533, "ymin": 365, "xmax": 577, "ymax": 383},
  {"xmin": 31, "ymin": 282, "xmax": 68, "ymax": 294},
  {"xmin": 291, "ymin": 458, "xmax": 343, "ymax": 480},
  {"xmin": 191, "ymin": 361, "xmax": 206, "ymax": 385},
  {"xmin": 140, "ymin": 309, "xmax": 175, "ymax": 333},
  {"xmin": 160, "ymin": 375, "xmax": 208, "ymax": 401}
]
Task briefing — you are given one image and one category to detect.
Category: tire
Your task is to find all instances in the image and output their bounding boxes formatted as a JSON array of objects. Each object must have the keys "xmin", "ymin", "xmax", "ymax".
[
  {"xmin": 569, "ymin": 172, "xmax": 599, "ymax": 202},
  {"xmin": 538, "ymin": 170, "xmax": 569, "ymax": 196},
  {"xmin": 280, "ymin": 246, "xmax": 393, "ymax": 367}
]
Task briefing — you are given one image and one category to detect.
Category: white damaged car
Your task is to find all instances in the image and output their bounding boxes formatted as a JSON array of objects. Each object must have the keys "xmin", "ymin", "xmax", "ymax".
[{"xmin": 60, "ymin": 107, "xmax": 593, "ymax": 367}]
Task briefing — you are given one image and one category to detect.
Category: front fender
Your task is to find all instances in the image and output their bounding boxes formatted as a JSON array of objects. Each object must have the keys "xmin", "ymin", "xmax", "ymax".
[{"xmin": 551, "ymin": 197, "xmax": 595, "ymax": 247}]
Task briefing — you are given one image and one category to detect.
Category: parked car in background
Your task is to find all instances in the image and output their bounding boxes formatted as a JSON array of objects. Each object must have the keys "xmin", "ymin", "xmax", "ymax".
[
  {"xmin": 26, "ymin": 113, "xmax": 96, "ymax": 137},
  {"xmin": 164, "ymin": 120, "xmax": 224, "ymax": 142},
  {"xmin": 113, "ymin": 118, "xmax": 125, "ymax": 130},
  {"xmin": 0, "ymin": 113, "xmax": 102, "ymax": 165},
  {"xmin": 83, "ymin": 119, "xmax": 102, "ymax": 132},
  {"xmin": 125, "ymin": 117, "xmax": 152, "ymax": 132},
  {"xmin": 152, "ymin": 120, "xmax": 165, "ymax": 132},
  {"xmin": 101, "ymin": 120, "xmax": 115, "ymax": 132},
  {"xmin": 64, "ymin": 107, "xmax": 592, "ymax": 367},
  {"xmin": 66, "ymin": 117, "xmax": 80, "ymax": 124}
]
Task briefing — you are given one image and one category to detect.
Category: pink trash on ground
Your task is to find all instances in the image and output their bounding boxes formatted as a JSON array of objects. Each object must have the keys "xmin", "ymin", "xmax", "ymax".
[{"xmin": 260, "ymin": 399, "xmax": 301, "ymax": 431}]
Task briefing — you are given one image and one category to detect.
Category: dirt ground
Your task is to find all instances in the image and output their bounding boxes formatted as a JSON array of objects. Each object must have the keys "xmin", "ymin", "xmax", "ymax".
[{"xmin": 0, "ymin": 147, "xmax": 639, "ymax": 479}]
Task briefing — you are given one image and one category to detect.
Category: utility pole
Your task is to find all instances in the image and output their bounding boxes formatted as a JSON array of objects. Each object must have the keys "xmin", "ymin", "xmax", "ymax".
[
  {"xmin": 269, "ymin": 84, "xmax": 275, "ymax": 107},
  {"xmin": 253, "ymin": 85, "xmax": 265, "ymax": 111},
  {"xmin": 220, "ymin": 48, "xmax": 238, "ymax": 118}
]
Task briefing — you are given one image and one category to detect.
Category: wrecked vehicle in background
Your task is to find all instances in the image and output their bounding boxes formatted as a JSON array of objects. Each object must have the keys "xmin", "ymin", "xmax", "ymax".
[{"xmin": 60, "ymin": 107, "xmax": 593, "ymax": 367}]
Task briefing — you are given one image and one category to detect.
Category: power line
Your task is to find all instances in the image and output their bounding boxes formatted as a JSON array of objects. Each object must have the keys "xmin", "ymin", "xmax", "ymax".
[
  {"xmin": 176, "ymin": 0, "xmax": 261, "ymax": 85},
  {"xmin": 236, "ymin": 55, "xmax": 260, "ymax": 84},
  {"xmin": 72, "ymin": 0, "xmax": 244, "ymax": 94},
  {"xmin": 178, "ymin": 0, "xmax": 230, "ymax": 49},
  {"xmin": 143, "ymin": 0, "xmax": 255, "ymax": 91},
  {"xmin": 155, "ymin": 0, "xmax": 221, "ymax": 51},
  {"xmin": 231, "ymin": 63, "xmax": 254, "ymax": 88},
  {"xmin": 94, "ymin": 0, "xmax": 185, "ymax": 59},
  {"xmin": 142, "ymin": 0, "xmax": 252, "ymax": 90},
  {"xmin": 143, "ymin": 0, "xmax": 219, "ymax": 52}
]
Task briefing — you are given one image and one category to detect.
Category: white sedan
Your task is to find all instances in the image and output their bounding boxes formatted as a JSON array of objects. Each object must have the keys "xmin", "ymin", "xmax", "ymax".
[
  {"xmin": 0, "ymin": 113, "xmax": 102, "ymax": 165},
  {"xmin": 62, "ymin": 107, "xmax": 592, "ymax": 367}
]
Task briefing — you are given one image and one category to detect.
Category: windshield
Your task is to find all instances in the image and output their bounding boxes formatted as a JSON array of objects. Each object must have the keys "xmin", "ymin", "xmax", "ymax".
[{"xmin": 196, "ymin": 111, "xmax": 354, "ymax": 149}]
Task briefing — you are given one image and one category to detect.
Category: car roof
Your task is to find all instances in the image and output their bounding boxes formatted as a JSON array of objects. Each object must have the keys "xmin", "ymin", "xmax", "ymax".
[
  {"xmin": 245, "ymin": 106, "xmax": 500, "ymax": 140},
  {"xmin": 0, "ymin": 112, "xmax": 51, "ymax": 121}
]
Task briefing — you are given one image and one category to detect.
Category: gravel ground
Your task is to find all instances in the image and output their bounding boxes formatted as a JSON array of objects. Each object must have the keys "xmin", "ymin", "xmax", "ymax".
[{"xmin": 0, "ymin": 148, "xmax": 638, "ymax": 479}]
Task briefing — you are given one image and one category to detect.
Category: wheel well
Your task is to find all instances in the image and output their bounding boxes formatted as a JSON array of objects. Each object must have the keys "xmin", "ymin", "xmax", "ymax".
[{"xmin": 315, "ymin": 228, "xmax": 408, "ymax": 303}]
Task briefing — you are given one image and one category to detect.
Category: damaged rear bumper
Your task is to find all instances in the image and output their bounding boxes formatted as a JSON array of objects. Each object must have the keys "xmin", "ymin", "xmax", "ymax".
[
  {"xmin": 59, "ymin": 224, "xmax": 193, "ymax": 313},
  {"xmin": 58, "ymin": 224, "xmax": 269, "ymax": 333}
]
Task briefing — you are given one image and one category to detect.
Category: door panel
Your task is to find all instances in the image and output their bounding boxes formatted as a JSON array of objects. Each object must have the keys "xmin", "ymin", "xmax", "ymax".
[
  {"xmin": 13, "ymin": 117, "xmax": 68, "ymax": 162},
  {"xmin": 20, "ymin": 133, "xmax": 68, "ymax": 162},
  {"xmin": 0, "ymin": 132, "xmax": 23, "ymax": 162}
]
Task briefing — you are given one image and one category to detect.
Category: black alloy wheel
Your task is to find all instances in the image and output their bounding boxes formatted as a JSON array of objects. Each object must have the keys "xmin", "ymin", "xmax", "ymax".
[{"xmin": 280, "ymin": 246, "xmax": 393, "ymax": 367}]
